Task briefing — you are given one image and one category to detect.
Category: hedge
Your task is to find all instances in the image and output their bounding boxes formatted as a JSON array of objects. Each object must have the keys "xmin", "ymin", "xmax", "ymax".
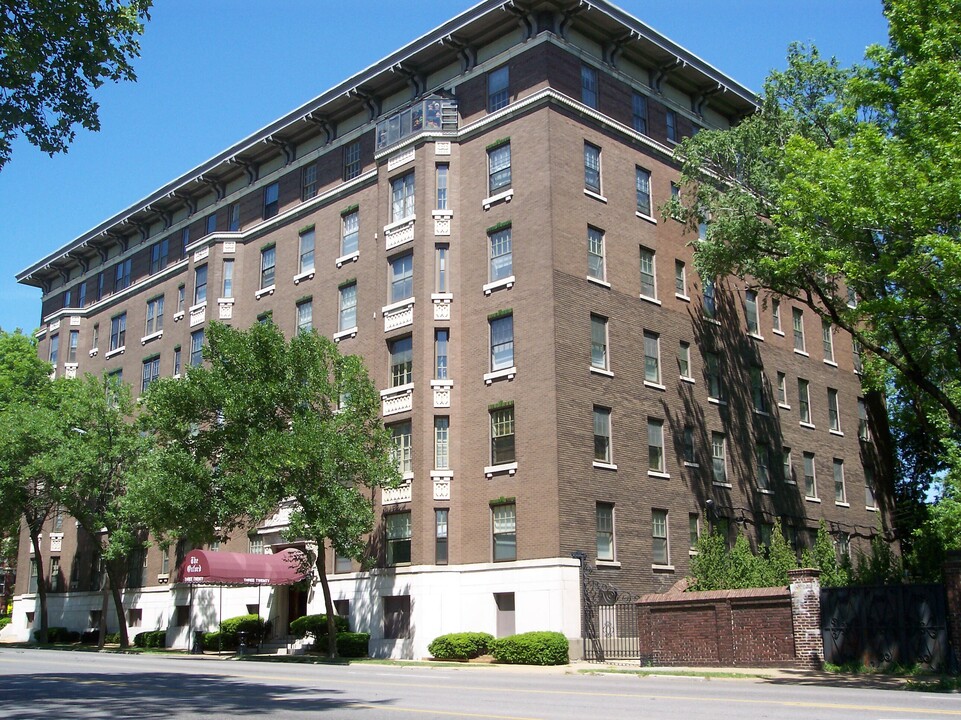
[
  {"xmin": 134, "ymin": 630, "xmax": 167, "ymax": 648},
  {"xmin": 428, "ymin": 632, "xmax": 494, "ymax": 660},
  {"xmin": 336, "ymin": 632, "xmax": 369, "ymax": 658},
  {"xmin": 47, "ymin": 627, "xmax": 78, "ymax": 643},
  {"xmin": 0, "ymin": 616, "xmax": 10, "ymax": 630},
  {"xmin": 289, "ymin": 614, "xmax": 349, "ymax": 639},
  {"xmin": 489, "ymin": 631, "xmax": 568, "ymax": 665}
]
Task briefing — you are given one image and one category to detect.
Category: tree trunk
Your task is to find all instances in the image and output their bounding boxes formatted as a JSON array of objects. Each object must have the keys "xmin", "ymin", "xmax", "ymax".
[
  {"xmin": 315, "ymin": 544, "xmax": 337, "ymax": 659},
  {"xmin": 97, "ymin": 572, "xmax": 109, "ymax": 648},
  {"xmin": 29, "ymin": 529, "xmax": 48, "ymax": 644},
  {"xmin": 105, "ymin": 564, "xmax": 129, "ymax": 648}
]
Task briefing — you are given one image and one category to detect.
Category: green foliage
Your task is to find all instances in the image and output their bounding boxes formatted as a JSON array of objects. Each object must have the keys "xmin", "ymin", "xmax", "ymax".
[
  {"xmin": 489, "ymin": 631, "xmax": 568, "ymax": 665},
  {"xmin": 0, "ymin": 0, "xmax": 152, "ymax": 169},
  {"xmin": 133, "ymin": 630, "xmax": 166, "ymax": 648},
  {"xmin": 850, "ymin": 533, "xmax": 904, "ymax": 585},
  {"xmin": 800, "ymin": 522, "xmax": 852, "ymax": 588},
  {"xmin": 45, "ymin": 626, "xmax": 74, "ymax": 643},
  {"xmin": 219, "ymin": 614, "xmax": 267, "ymax": 646},
  {"xmin": 428, "ymin": 632, "xmax": 495, "ymax": 660},
  {"xmin": 0, "ymin": 616, "xmax": 10, "ymax": 630},
  {"xmin": 202, "ymin": 630, "xmax": 225, "ymax": 651},
  {"xmin": 690, "ymin": 521, "xmax": 800, "ymax": 590},
  {"xmin": 336, "ymin": 631, "xmax": 369, "ymax": 658},
  {"xmin": 289, "ymin": 613, "xmax": 349, "ymax": 639}
]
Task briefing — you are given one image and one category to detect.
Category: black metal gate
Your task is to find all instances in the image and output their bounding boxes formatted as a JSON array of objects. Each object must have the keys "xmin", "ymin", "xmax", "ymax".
[
  {"xmin": 573, "ymin": 552, "xmax": 640, "ymax": 662},
  {"xmin": 821, "ymin": 584, "xmax": 949, "ymax": 671}
]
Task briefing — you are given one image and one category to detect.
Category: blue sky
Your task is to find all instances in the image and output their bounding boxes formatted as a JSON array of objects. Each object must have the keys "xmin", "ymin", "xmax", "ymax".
[{"xmin": 0, "ymin": 0, "xmax": 889, "ymax": 334}]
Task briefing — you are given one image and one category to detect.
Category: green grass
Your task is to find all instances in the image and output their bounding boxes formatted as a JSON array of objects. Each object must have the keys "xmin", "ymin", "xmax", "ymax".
[
  {"xmin": 823, "ymin": 660, "xmax": 925, "ymax": 676},
  {"xmin": 905, "ymin": 676, "xmax": 961, "ymax": 693}
]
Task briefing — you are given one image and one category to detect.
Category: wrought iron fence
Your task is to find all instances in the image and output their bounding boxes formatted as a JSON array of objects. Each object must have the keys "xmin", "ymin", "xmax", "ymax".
[{"xmin": 573, "ymin": 552, "xmax": 640, "ymax": 662}]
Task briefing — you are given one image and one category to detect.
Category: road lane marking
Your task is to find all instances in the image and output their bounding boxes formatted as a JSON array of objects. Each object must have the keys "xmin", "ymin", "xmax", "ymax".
[{"xmin": 348, "ymin": 703, "xmax": 541, "ymax": 719}]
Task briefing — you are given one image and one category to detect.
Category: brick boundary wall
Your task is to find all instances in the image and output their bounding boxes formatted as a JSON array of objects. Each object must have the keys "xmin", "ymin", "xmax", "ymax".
[
  {"xmin": 945, "ymin": 551, "xmax": 961, "ymax": 673},
  {"xmin": 636, "ymin": 569, "xmax": 822, "ymax": 668}
]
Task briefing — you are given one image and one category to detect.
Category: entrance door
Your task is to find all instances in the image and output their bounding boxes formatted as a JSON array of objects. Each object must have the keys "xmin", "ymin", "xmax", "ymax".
[
  {"xmin": 495, "ymin": 592, "xmax": 515, "ymax": 637},
  {"xmin": 286, "ymin": 586, "xmax": 308, "ymax": 633}
]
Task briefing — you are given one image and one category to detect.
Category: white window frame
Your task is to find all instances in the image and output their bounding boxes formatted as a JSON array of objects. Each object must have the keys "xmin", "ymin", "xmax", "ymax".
[
  {"xmin": 593, "ymin": 406, "xmax": 612, "ymax": 464},
  {"xmin": 652, "ymin": 509, "xmax": 670, "ymax": 566},
  {"xmin": 639, "ymin": 247, "xmax": 657, "ymax": 300},
  {"xmin": 587, "ymin": 226, "xmax": 605, "ymax": 282}
]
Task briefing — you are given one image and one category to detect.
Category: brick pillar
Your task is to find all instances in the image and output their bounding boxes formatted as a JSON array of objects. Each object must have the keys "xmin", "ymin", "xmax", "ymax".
[
  {"xmin": 944, "ymin": 551, "xmax": 961, "ymax": 673},
  {"xmin": 788, "ymin": 568, "xmax": 822, "ymax": 669},
  {"xmin": 636, "ymin": 602, "xmax": 654, "ymax": 665}
]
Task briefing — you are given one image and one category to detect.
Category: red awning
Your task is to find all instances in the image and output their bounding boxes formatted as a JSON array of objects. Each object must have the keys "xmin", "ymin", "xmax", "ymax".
[{"xmin": 177, "ymin": 548, "xmax": 308, "ymax": 586}]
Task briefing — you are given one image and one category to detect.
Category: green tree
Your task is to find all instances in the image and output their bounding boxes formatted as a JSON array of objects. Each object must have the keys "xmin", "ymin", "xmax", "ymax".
[
  {"xmin": 140, "ymin": 322, "xmax": 400, "ymax": 657},
  {"xmin": 0, "ymin": 0, "xmax": 152, "ymax": 169},
  {"xmin": 668, "ymin": 0, "xmax": 961, "ymax": 561}
]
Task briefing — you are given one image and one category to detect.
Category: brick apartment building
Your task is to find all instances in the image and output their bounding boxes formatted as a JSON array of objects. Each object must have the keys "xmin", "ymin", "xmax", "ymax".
[{"xmin": 8, "ymin": 0, "xmax": 893, "ymax": 658}]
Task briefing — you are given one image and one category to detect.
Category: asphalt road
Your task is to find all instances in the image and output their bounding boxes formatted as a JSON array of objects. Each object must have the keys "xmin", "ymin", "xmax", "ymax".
[{"xmin": 1, "ymin": 648, "xmax": 959, "ymax": 719}]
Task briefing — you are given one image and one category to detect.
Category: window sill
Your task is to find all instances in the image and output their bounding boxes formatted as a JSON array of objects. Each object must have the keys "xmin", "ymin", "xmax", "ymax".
[
  {"xmin": 485, "ymin": 462, "xmax": 517, "ymax": 478},
  {"xmin": 590, "ymin": 366, "xmax": 614, "ymax": 378},
  {"xmin": 255, "ymin": 285, "xmax": 276, "ymax": 300},
  {"xmin": 753, "ymin": 409, "xmax": 770, "ymax": 417},
  {"xmin": 380, "ymin": 382, "xmax": 415, "ymax": 399},
  {"xmin": 483, "ymin": 189, "xmax": 513, "ymax": 210},
  {"xmin": 756, "ymin": 488, "xmax": 775, "ymax": 495},
  {"xmin": 794, "ymin": 348, "xmax": 809, "ymax": 357},
  {"xmin": 705, "ymin": 317, "xmax": 721, "ymax": 325},
  {"xmin": 800, "ymin": 421, "xmax": 816, "ymax": 430},
  {"xmin": 483, "ymin": 275, "xmax": 515, "ymax": 295},
  {"xmin": 384, "ymin": 215, "xmax": 416, "ymax": 234},
  {"xmin": 105, "ymin": 346, "xmax": 125, "ymax": 359},
  {"xmin": 652, "ymin": 564, "xmax": 675, "ymax": 573},
  {"xmin": 333, "ymin": 327, "xmax": 358, "ymax": 342},
  {"xmin": 773, "ymin": 329, "xmax": 785, "ymax": 336},
  {"xmin": 189, "ymin": 301, "xmax": 207, "ymax": 314},
  {"xmin": 173, "ymin": 311, "xmax": 185, "ymax": 322},
  {"xmin": 713, "ymin": 482, "xmax": 733, "ymax": 489},
  {"xmin": 680, "ymin": 375, "xmax": 695, "ymax": 384},
  {"xmin": 683, "ymin": 462, "xmax": 699, "ymax": 468},
  {"xmin": 382, "ymin": 297, "xmax": 415, "ymax": 315},
  {"xmin": 675, "ymin": 293, "xmax": 690, "ymax": 302},
  {"xmin": 587, "ymin": 276, "xmax": 611, "ymax": 289},
  {"xmin": 830, "ymin": 429, "xmax": 844, "ymax": 437},
  {"xmin": 806, "ymin": 496, "xmax": 822, "ymax": 503},
  {"xmin": 648, "ymin": 471, "xmax": 671, "ymax": 479},
  {"xmin": 639, "ymin": 294, "xmax": 661, "ymax": 306},
  {"xmin": 596, "ymin": 559, "xmax": 621, "ymax": 568},
  {"xmin": 785, "ymin": 480, "xmax": 798, "ymax": 486},
  {"xmin": 430, "ymin": 469, "xmax": 453, "ymax": 479},
  {"xmin": 708, "ymin": 397, "xmax": 727, "ymax": 406},
  {"xmin": 89, "ymin": 347, "xmax": 99, "ymax": 357},
  {"xmin": 866, "ymin": 505, "xmax": 879, "ymax": 512},
  {"xmin": 778, "ymin": 403, "xmax": 791, "ymax": 410},
  {"xmin": 644, "ymin": 381, "xmax": 666, "ymax": 391},
  {"xmin": 748, "ymin": 333, "xmax": 764, "ymax": 341},
  {"xmin": 584, "ymin": 189, "xmax": 607, "ymax": 203},
  {"xmin": 824, "ymin": 359, "xmax": 838, "ymax": 368},
  {"xmin": 218, "ymin": 297, "xmax": 235, "ymax": 305},
  {"xmin": 835, "ymin": 501, "xmax": 850, "ymax": 508},
  {"xmin": 140, "ymin": 330, "xmax": 163, "ymax": 346},
  {"xmin": 593, "ymin": 461, "xmax": 618, "ymax": 471},
  {"xmin": 430, "ymin": 379, "xmax": 454, "ymax": 388},
  {"xmin": 432, "ymin": 209, "xmax": 453, "ymax": 218},
  {"xmin": 635, "ymin": 211, "xmax": 657, "ymax": 224},
  {"xmin": 293, "ymin": 269, "xmax": 316, "ymax": 285},
  {"xmin": 484, "ymin": 366, "xmax": 516, "ymax": 385}
]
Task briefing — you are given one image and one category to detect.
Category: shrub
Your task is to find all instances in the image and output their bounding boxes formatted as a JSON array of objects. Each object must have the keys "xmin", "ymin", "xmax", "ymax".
[
  {"xmin": 428, "ymin": 632, "xmax": 494, "ymax": 660},
  {"xmin": 289, "ymin": 614, "xmax": 349, "ymax": 639},
  {"xmin": 80, "ymin": 630, "xmax": 99, "ymax": 644},
  {"xmin": 46, "ymin": 626, "xmax": 72, "ymax": 643},
  {"xmin": 489, "ymin": 631, "xmax": 568, "ymax": 666},
  {"xmin": 203, "ymin": 631, "xmax": 225, "ymax": 651},
  {"xmin": 104, "ymin": 632, "xmax": 120, "ymax": 644},
  {"xmin": 0, "ymin": 616, "xmax": 11, "ymax": 630},
  {"xmin": 208, "ymin": 614, "xmax": 267, "ymax": 649},
  {"xmin": 146, "ymin": 630, "xmax": 166, "ymax": 648},
  {"xmin": 336, "ymin": 632, "xmax": 369, "ymax": 658}
]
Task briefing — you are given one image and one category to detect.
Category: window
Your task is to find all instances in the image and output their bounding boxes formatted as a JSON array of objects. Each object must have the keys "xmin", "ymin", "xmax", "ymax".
[
  {"xmin": 177, "ymin": 285, "xmax": 185, "ymax": 313},
  {"xmin": 750, "ymin": 366, "xmax": 766, "ymax": 412},
  {"xmin": 822, "ymin": 320, "xmax": 835, "ymax": 362},
  {"xmin": 581, "ymin": 65, "xmax": 597, "ymax": 107},
  {"xmin": 228, "ymin": 202, "xmax": 240, "ymax": 231},
  {"xmin": 341, "ymin": 209, "xmax": 359, "ymax": 256},
  {"xmin": 173, "ymin": 346, "xmax": 181, "ymax": 376},
  {"xmin": 114, "ymin": 258, "xmax": 131, "ymax": 292},
  {"xmin": 434, "ymin": 417, "xmax": 450, "ymax": 470},
  {"xmin": 772, "ymin": 298, "xmax": 782, "ymax": 332},
  {"xmin": 858, "ymin": 397, "xmax": 870, "ymax": 441},
  {"xmin": 759, "ymin": 523, "xmax": 774, "ymax": 549},
  {"xmin": 488, "ymin": 65, "xmax": 509, "ymax": 111},
  {"xmin": 48, "ymin": 557, "xmax": 62, "ymax": 592},
  {"xmin": 756, "ymin": 443, "xmax": 771, "ymax": 490},
  {"xmin": 46, "ymin": 335, "xmax": 59, "ymax": 368},
  {"xmin": 639, "ymin": 247, "xmax": 656, "ymax": 299},
  {"xmin": 635, "ymin": 166, "xmax": 652, "ymax": 216},
  {"xmin": 222, "ymin": 259, "xmax": 234, "ymax": 299},
  {"xmin": 435, "ymin": 164, "xmax": 449, "ymax": 210},
  {"xmin": 798, "ymin": 379, "xmax": 811, "ymax": 424},
  {"xmin": 593, "ymin": 407, "xmax": 612, "ymax": 463},
  {"xmin": 67, "ymin": 330, "xmax": 78, "ymax": 363},
  {"xmin": 678, "ymin": 341, "xmax": 691, "ymax": 379},
  {"xmin": 776, "ymin": 372, "xmax": 788, "ymax": 406},
  {"xmin": 675, "ymin": 260, "xmax": 687, "ymax": 297},
  {"xmin": 803, "ymin": 452, "xmax": 817, "ymax": 498},
  {"xmin": 590, "ymin": 314, "xmax": 608, "ymax": 371},
  {"xmin": 260, "ymin": 246, "xmax": 276, "ymax": 289},
  {"xmin": 865, "ymin": 467, "xmax": 878, "ymax": 508},
  {"xmin": 193, "ymin": 265, "xmax": 207, "ymax": 305},
  {"xmin": 492, "ymin": 503, "xmax": 516, "ymax": 561},
  {"xmin": 435, "ymin": 245, "xmax": 448, "ymax": 293},
  {"xmin": 96, "ymin": 271, "xmax": 105, "ymax": 301},
  {"xmin": 853, "ymin": 338, "xmax": 863, "ymax": 373},
  {"xmin": 434, "ymin": 329, "xmax": 449, "ymax": 379},
  {"xmin": 648, "ymin": 418, "xmax": 665, "ymax": 473},
  {"xmin": 783, "ymin": 447, "xmax": 794, "ymax": 483},
  {"xmin": 587, "ymin": 226, "xmax": 605, "ymax": 281},
  {"xmin": 391, "ymin": 421, "xmax": 412, "ymax": 475},
  {"xmin": 386, "ymin": 513, "xmax": 412, "ymax": 565},
  {"xmin": 145, "ymin": 296, "xmax": 164, "ymax": 335},
  {"xmin": 689, "ymin": 514, "xmax": 700, "ymax": 551},
  {"xmin": 490, "ymin": 405, "xmax": 515, "ymax": 465},
  {"xmin": 489, "ymin": 226, "xmax": 512, "ymax": 282},
  {"xmin": 189, "ymin": 329, "xmax": 204, "ymax": 367},
  {"xmin": 682, "ymin": 426, "xmax": 696, "ymax": 465},
  {"xmin": 712, "ymin": 432, "xmax": 727, "ymax": 484},
  {"xmin": 703, "ymin": 278, "xmax": 716, "ymax": 318},
  {"xmin": 389, "ymin": 336, "xmax": 413, "ymax": 387},
  {"xmin": 299, "ymin": 228, "xmax": 315, "ymax": 274},
  {"xmin": 78, "ymin": 282, "xmax": 86, "ymax": 308},
  {"xmin": 828, "ymin": 388, "xmax": 841, "ymax": 432},
  {"xmin": 109, "ymin": 313, "xmax": 126, "ymax": 351},
  {"xmin": 643, "ymin": 331, "xmax": 661, "ymax": 384},
  {"xmin": 745, "ymin": 290, "xmax": 759, "ymax": 334},
  {"xmin": 383, "ymin": 595, "xmax": 411, "ymax": 638},
  {"xmin": 706, "ymin": 352, "xmax": 722, "ymax": 400},
  {"xmin": 632, "ymin": 93, "xmax": 648, "ymax": 134},
  {"xmin": 391, "ymin": 173, "xmax": 415, "ymax": 222},
  {"xmin": 793, "ymin": 308, "xmax": 805, "ymax": 352},
  {"xmin": 141, "ymin": 356, "xmax": 160, "ymax": 392},
  {"xmin": 834, "ymin": 458, "xmax": 846, "ymax": 503},
  {"xmin": 490, "ymin": 314, "xmax": 514, "ymax": 371},
  {"xmin": 596, "ymin": 503, "xmax": 614, "ymax": 561},
  {"xmin": 205, "ymin": 214, "xmax": 217, "ymax": 236},
  {"xmin": 652, "ymin": 509, "xmax": 669, "ymax": 565},
  {"xmin": 584, "ymin": 142, "xmax": 601, "ymax": 194},
  {"xmin": 488, "ymin": 142, "xmax": 511, "ymax": 194},
  {"xmin": 666, "ymin": 109, "xmax": 677, "ymax": 142},
  {"xmin": 150, "ymin": 239, "xmax": 169, "ymax": 274},
  {"xmin": 390, "ymin": 253, "xmax": 413, "ymax": 303},
  {"xmin": 296, "ymin": 299, "xmax": 312, "ymax": 333},
  {"xmin": 339, "ymin": 282, "xmax": 357, "ymax": 331},
  {"xmin": 263, "ymin": 182, "xmax": 279, "ymax": 219},
  {"xmin": 343, "ymin": 140, "xmax": 361, "ymax": 181},
  {"xmin": 435, "ymin": 509, "xmax": 449, "ymax": 565},
  {"xmin": 301, "ymin": 163, "xmax": 318, "ymax": 201}
]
